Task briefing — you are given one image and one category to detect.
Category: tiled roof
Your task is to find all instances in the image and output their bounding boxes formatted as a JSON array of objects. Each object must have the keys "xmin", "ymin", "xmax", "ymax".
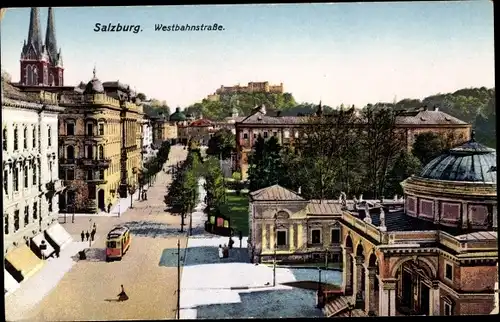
[
  {"xmin": 2, "ymin": 80, "xmax": 31, "ymax": 101},
  {"xmin": 306, "ymin": 201, "xmax": 343, "ymax": 215},
  {"xmin": 190, "ymin": 119, "xmax": 213, "ymax": 127},
  {"xmin": 236, "ymin": 109, "xmax": 468, "ymax": 126},
  {"xmin": 455, "ymin": 231, "xmax": 497, "ymax": 241},
  {"xmin": 250, "ymin": 184, "xmax": 305, "ymax": 201}
]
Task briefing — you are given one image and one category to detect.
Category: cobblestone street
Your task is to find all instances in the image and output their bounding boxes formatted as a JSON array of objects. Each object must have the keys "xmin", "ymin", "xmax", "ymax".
[{"xmin": 6, "ymin": 146, "xmax": 189, "ymax": 322}]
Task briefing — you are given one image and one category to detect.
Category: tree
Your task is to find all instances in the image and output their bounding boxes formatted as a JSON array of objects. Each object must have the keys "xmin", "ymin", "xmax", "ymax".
[
  {"xmin": 412, "ymin": 132, "xmax": 445, "ymax": 165},
  {"xmin": 68, "ymin": 180, "xmax": 90, "ymax": 216},
  {"xmin": 206, "ymin": 128, "xmax": 236, "ymax": 160},
  {"xmin": 203, "ymin": 157, "xmax": 226, "ymax": 212},
  {"xmin": 1, "ymin": 69, "xmax": 11, "ymax": 82},
  {"xmin": 137, "ymin": 93, "xmax": 147, "ymax": 101},
  {"xmin": 360, "ymin": 106, "xmax": 404, "ymax": 199},
  {"xmin": 247, "ymin": 136, "xmax": 287, "ymax": 192},
  {"xmin": 384, "ymin": 151, "xmax": 422, "ymax": 197}
]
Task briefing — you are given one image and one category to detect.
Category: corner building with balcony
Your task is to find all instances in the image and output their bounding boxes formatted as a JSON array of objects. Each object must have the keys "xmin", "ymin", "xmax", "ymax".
[{"xmin": 57, "ymin": 72, "xmax": 143, "ymax": 213}]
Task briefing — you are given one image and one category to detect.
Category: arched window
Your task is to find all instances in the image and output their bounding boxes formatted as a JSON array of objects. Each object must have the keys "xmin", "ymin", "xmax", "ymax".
[
  {"xmin": 98, "ymin": 145, "xmax": 104, "ymax": 159},
  {"xmin": 23, "ymin": 127, "xmax": 28, "ymax": 149},
  {"xmin": 32, "ymin": 164, "xmax": 37, "ymax": 186},
  {"xmin": 86, "ymin": 145, "xmax": 93, "ymax": 159},
  {"xmin": 33, "ymin": 67, "xmax": 38, "ymax": 86},
  {"xmin": 66, "ymin": 145, "xmax": 75, "ymax": 160}
]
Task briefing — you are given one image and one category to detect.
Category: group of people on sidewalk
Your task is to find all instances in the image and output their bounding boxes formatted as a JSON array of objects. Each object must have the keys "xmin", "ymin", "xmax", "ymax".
[
  {"xmin": 218, "ymin": 237, "xmax": 235, "ymax": 259},
  {"xmin": 81, "ymin": 223, "xmax": 97, "ymax": 242}
]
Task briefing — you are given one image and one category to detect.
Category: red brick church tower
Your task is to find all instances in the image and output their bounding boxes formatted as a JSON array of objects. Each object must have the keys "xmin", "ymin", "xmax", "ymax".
[{"xmin": 19, "ymin": 7, "xmax": 64, "ymax": 86}]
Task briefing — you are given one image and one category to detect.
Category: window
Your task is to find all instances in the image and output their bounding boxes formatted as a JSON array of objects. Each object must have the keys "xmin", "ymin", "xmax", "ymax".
[
  {"xmin": 13, "ymin": 127, "xmax": 18, "ymax": 150},
  {"xmin": 67, "ymin": 145, "xmax": 75, "ymax": 160},
  {"xmin": 263, "ymin": 132, "xmax": 268, "ymax": 138},
  {"xmin": 3, "ymin": 170, "xmax": 8, "ymax": 195},
  {"xmin": 32, "ymin": 164, "xmax": 37, "ymax": 186},
  {"xmin": 243, "ymin": 133, "xmax": 248, "ymax": 139},
  {"xmin": 276, "ymin": 230, "xmax": 287, "ymax": 246},
  {"xmin": 23, "ymin": 127, "xmax": 28, "ymax": 149},
  {"xmin": 445, "ymin": 262, "xmax": 453, "ymax": 281},
  {"xmin": 98, "ymin": 123, "xmax": 104, "ymax": 135},
  {"xmin": 32, "ymin": 127, "xmax": 36, "ymax": 148},
  {"xmin": 14, "ymin": 210, "xmax": 20, "ymax": 232},
  {"xmin": 47, "ymin": 127, "xmax": 52, "ymax": 147},
  {"xmin": 331, "ymin": 228, "xmax": 341, "ymax": 244},
  {"xmin": 98, "ymin": 145, "xmax": 104, "ymax": 159},
  {"xmin": 86, "ymin": 145, "xmax": 93, "ymax": 159},
  {"xmin": 273, "ymin": 131, "xmax": 278, "ymax": 137},
  {"xmin": 66, "ymin": 122, "xmax": 75, "ymax": 136},
  {"xmin": 13, "ymin": 167, "xmax": 19, "ymax": 192},
  {"xmin": 87, "ymin": 170, "xmax": 93, "ymax": 180},
  {"xmin": 284, "ymin": 130, "xmax": 290, "ymax": 139},
  {"xmin": 99, "ymin": 170, "xmax": 105, "ymax": 180},
  {"xmin": 86, "ymin": 123, "xmax": 94, "ymax": 136},
  {"xmin": 2, "ymin": 128, "xmax": 7, "ymax": 151},
  {"xmin": 253, "ymin": 133, "xmax": 257, "ymax": 139},
  {"xmin": 33, "ymin": 202, "xmax": 38, "ymax": 220},
  {"xmin": 24, "ymin": 206, "xmax": 29, "ymax": 227},
  {"xmin": 294, "ymin": 131, "xmax": 299, "ymax": 138},
  {"xmin": 24, "ymin": 165, "xmax": 29, "ymax": 188},
  {"xmin": 49, "ymin": 162, "xmax": 52, "ymax": 180},
  {"xmin": 4, "ymin": 214, "xmax": 9, "ymax": 235},
  {"xmin": 88, "ymin": 185, "xmax": 96, "ymax": 200},
  {"xmin": 311, "ymin": 229, "xmax": 322, "ymax": 244},
  {"xmin": 107, "ymin": 241, "xmax": 116, "ymax": 248},
  {"xmin": 444, "ymin": 302, "xmax": 452, "ymax": 316},
  {"xmin": 66, "ymin": 169, "xmax": 75, "ymax": 180}
]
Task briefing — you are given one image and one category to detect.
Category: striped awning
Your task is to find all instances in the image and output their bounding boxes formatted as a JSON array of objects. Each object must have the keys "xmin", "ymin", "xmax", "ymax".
[
  {"xmin": 45, "ymin": 223, "xmax": 73, "ymax": 250},
  {"xmin": 4, "ymin": 269, "xmax": 19, "ymax": 296},
  {"xmin": 31, "ymin": 232, "xmax": 55, "ymax": 258},
  {"xmin": 5, "ymin": 244, "xmax": 44, "ymax": 280}
]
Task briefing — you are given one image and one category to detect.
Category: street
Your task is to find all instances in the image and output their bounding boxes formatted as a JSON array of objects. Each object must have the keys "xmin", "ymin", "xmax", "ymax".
[{"xmin": 5, "ymin": 146, "xmax": 188, "ymax": 322}]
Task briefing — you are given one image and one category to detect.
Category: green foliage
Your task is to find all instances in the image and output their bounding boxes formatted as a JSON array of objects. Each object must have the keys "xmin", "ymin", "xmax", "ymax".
[
  {"xmin": 206, "ymin": 128, "xmax": 236, "ymax": 160},
  {"xmin": 164, "ymin": 150, "xmax": 200, "ymax": 214},
  {"xmin": 412, "ymin": 132, "xmax": 445, "ymax": 165},
  {"xmin": 384, "ymin": 151, "xmax": 422, "ymax": 197},
  {"xmin": 184, "ymin": 92, "xmax": 298, "ymax": 121},
  {"xmin": 203, "ymin": 157, "xmax": 227, "ymax": 212},
  {"xmin": 142, "ymin": 141, "xmax": 171, "ymax": 183},
  {"xmin": 143, "ymin": 99, "xmax": 171, "ymax": 118},
  {"xmin": 247, "ymin": 136, "xmax": 288, "ymax": 192},
  {"xmin": 231, "ymin": 172, "xmax": 242, "ymax": 181}
]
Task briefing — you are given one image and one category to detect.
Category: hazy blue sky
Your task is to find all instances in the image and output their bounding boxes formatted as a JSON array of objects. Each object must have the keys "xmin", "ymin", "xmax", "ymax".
[{"xmin": 1, "ymin": 2, "xmax": 495, "ymax": 108}]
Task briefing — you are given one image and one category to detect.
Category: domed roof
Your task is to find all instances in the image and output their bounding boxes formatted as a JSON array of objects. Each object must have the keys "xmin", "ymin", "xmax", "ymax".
[
  {"xmin": 419, "ymin": 134, "xmax": 496, "ymax": 183},
  {"xmin": 84, "ymin": 78, "xmax": 104, "ymax": 94},
  {"xmin": 170, "ymin": 107, "xmax": 186, "ymax": 121}
]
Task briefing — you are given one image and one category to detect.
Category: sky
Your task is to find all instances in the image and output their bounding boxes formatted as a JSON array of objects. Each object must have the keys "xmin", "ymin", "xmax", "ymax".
[{"xmin": 0, "ymin": 2, "xmax": 495, "ymax": 109}]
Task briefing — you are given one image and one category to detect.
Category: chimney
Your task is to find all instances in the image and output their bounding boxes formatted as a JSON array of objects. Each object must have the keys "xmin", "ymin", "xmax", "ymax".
[{"xmin": 276, "ymin": 110, "xmax": 282, "ymax": 117}]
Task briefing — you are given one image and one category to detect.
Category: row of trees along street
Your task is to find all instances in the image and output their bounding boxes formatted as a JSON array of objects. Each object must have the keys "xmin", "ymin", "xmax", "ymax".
[
  {"xmin": 164, "ymin": 142, "xmax": 202, "ymax": 232},
  {"xmin": 247, "ymin": 105, "xmax": 462, "ymax": 200}
]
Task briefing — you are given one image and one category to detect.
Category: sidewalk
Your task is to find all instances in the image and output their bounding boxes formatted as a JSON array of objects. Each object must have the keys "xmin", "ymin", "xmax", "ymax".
[{"xmin": 5, "ymin": 241, "xmax": 88, "ymax": 321}]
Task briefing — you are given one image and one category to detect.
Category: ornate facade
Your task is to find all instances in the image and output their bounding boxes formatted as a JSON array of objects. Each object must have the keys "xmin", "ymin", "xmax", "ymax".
[
  {"xmin": 235, "ymin": 105, "xmax": 472, "ymax": 180},
  {"xmin": 248, "ymin": 138, "xmax": 497, "ymax": 316}
]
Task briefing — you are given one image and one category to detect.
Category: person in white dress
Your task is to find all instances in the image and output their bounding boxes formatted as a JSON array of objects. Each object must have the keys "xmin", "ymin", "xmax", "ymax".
[{"xmin": 218, "ymin": 245, "xmax": 223, "ymax": 259}]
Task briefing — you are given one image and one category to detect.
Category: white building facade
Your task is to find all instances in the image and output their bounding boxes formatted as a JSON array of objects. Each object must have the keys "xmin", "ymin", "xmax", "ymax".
[
  {"xmin": 141, "ymin": 118, "xmax": 156, "ymax": 163},
  {"xmin": 2, "ymin": 86, "xmax": 65, "ymax": 255}
]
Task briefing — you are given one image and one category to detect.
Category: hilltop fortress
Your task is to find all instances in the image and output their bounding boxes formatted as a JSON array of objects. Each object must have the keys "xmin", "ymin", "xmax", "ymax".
[{"xmin": 207, "ymin": 81, "xmax": 284, "ymax": 101}]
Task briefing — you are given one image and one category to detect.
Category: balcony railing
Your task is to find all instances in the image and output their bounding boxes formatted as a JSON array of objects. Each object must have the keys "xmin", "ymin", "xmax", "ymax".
[
  {"xmin": 59, "ymin": 158, "xmax": 77, "ymax": 165},
  {"xmin": 78, "ymin": 158, "xmax": 111, "ymax": 168}
]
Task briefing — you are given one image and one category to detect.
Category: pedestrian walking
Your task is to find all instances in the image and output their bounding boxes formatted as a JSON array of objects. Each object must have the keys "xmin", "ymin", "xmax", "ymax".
[
  {"xmin": 223, "ymin": 244, "xmax": 229, "ymax": 258},
  {"xmin": 117, "ymin": 284, "xmax": 129, "ymax": 301},
  {"xmin": 85, "ymin": 230, "xmax": 90, "ymax": 241},
  {"xmin": 81, "ymin": 230, "xmax": 85, "ymax": 242},
  {"xmin": 93, "ymin": 222, "xmax": 97, "ymax": 232},
  {"xmin": 218, "ymin": 244, "xmax": 223, "ymax": 259},
  {"xmin": 228, "ymin": 237, "xmax": 234, "ymax": 249},
  {"xmin": 90, "ymin": 229, "xmax": 96, "ymax": 241},
  {"xmin": 107, "ymin": 203, "xmax": 112, "ymax": 214}
]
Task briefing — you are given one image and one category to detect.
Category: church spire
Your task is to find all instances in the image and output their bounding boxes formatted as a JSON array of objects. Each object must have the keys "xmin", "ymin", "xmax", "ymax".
[
  {"xmin": 45, "ymin": 7, "xmax": 59, "ymax": 65},
  {"xmin": 26, "ymin": 7, "xmax": 43, "ymax": 55}
]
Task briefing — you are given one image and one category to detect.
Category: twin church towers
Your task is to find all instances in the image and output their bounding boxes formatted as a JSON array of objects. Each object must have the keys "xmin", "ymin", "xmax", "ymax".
[{"xmin": 19, "ymin": 7, "xmax": 64, "ymax": 87}]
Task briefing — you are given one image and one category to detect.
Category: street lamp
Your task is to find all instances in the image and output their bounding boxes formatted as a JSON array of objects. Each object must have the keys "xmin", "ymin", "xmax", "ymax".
[{"xmin": 316, "ymin": 267, "xmax": 324, "ymax": 308}]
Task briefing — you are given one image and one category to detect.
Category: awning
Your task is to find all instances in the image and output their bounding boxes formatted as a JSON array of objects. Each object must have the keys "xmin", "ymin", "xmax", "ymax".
[
  {"xmin": 31, "ymin": 232, "xmax": 56, "ymax": 258},
  {"xmin": 45, "ymin": 223, "xmax": 73, "ymax": 251},
  {"xmin": 5, "ymin": 244, "xmax": 44, "ymax": 280},
  {"xmin": 4, "ymin": 269, "xmax": 20, "ymax": 295}
]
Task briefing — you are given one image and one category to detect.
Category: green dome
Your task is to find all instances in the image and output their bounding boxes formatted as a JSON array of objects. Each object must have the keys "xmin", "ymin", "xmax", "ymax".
[{"xmin": 170, "ymin": 107, "xmax": 186, "ymax": 121}]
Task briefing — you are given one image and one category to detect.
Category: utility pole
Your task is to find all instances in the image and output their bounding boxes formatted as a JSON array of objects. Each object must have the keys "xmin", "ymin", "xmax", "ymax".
[
  {"xmin": 273, "ymin": 211, "xmax": 277, "ymax": 287},
  {"xmin": 176, "ymin": 239, "xmax": 181, "ymax": 319}
]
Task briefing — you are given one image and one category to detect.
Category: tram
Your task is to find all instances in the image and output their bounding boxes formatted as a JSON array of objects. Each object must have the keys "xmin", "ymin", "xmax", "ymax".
[{"xmin": 105, "ymin": 225, "xmax": 131, "ymax": 262}]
